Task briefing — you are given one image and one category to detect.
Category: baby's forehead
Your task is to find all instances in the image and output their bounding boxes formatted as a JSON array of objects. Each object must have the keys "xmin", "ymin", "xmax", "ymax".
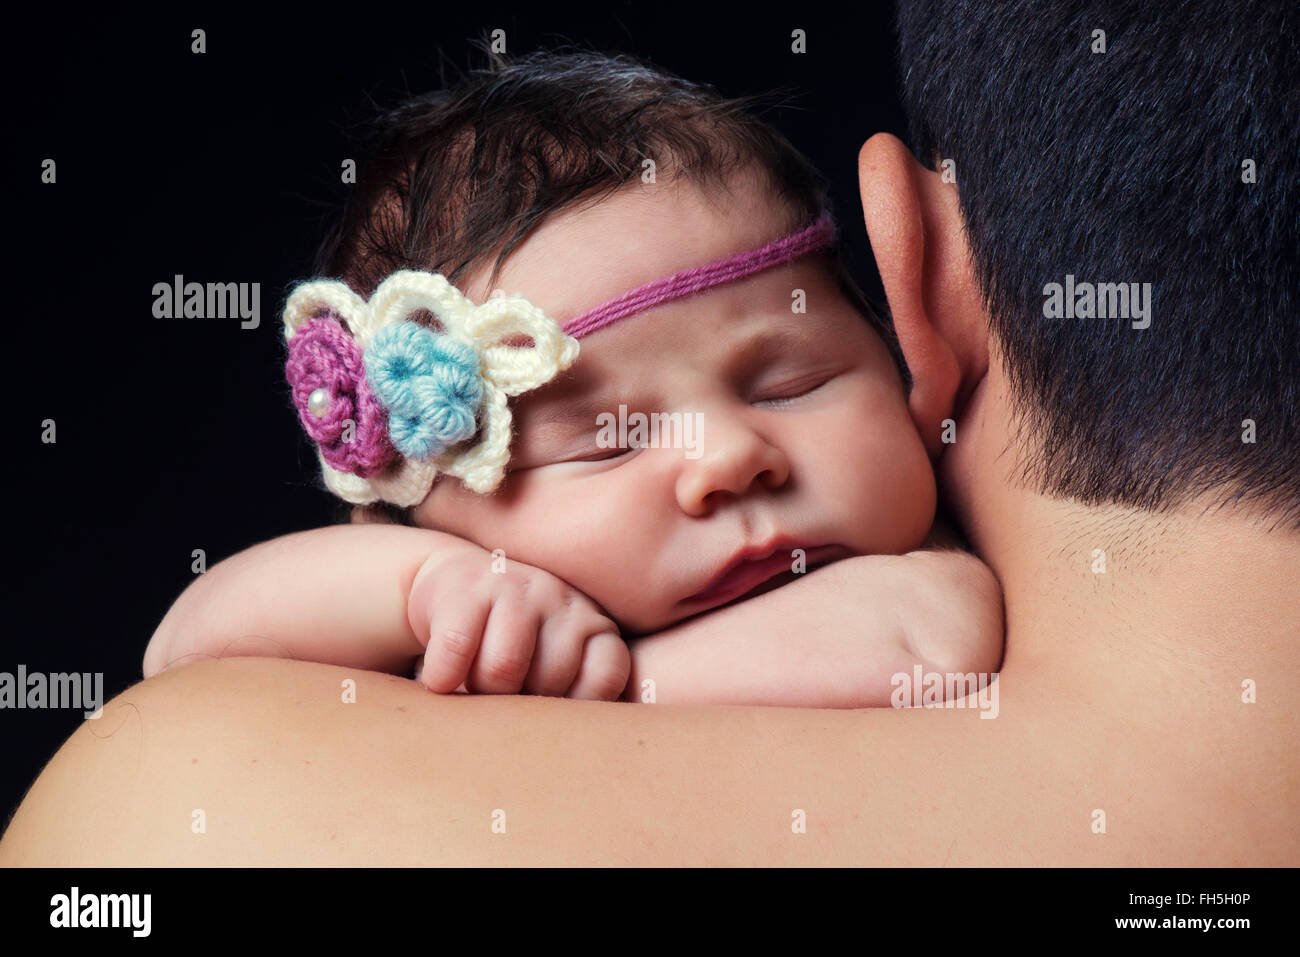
[
  {"xmin": 469, "ymin": 184, "xmax": 872, "ymax": 429},
  {"xmin": 464, "ymin": 177, "xmax": 808, "ymax": 322}
]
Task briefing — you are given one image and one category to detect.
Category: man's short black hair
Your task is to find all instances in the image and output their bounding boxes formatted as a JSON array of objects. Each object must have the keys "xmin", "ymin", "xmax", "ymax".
[{"xmin": 896, "ymin": 1, "xmax": 1299, "ymax": 528}]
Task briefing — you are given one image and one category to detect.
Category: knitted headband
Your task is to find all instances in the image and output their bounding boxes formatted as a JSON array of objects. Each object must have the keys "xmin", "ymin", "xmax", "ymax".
[{"xmin": 283, "ymin": 211, "xmax": 837, "ymax": 506}]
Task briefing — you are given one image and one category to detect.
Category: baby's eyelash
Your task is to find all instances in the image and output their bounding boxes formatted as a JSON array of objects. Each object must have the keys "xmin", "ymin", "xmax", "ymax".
[
  {"xmin": 754, "ymin": 375, "xmax": 835, "ymax": 407},
  {"xmin": 577, "ymin": 446, "xmax": 637, "ymax": 462}
]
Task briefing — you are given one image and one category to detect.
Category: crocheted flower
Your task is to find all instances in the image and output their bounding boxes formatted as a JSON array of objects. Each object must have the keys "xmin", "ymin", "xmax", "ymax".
[
  {"xmin": 363, "ymin": 322, "xmax": 484, "ymax": 460},
  {"xmin": 284, "ymin": 313, "xmax": 396, "ymax": 477},
  {"xmin": 282, "ymin": 271, "xmax": 579, "ymax": 505}
]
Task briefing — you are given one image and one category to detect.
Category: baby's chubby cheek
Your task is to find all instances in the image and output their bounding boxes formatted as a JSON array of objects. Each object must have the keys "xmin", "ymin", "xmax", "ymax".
[
  {"xmin": 414, "ymin": 479, "xmax": 670, "ymax": 631},
  {"xmin": 818, "ymin": 409, "xmax": 937, "ymax": 556},
  {"xmin": 528, "ymin": 492, "xmax": 678, "ymax": 633}
]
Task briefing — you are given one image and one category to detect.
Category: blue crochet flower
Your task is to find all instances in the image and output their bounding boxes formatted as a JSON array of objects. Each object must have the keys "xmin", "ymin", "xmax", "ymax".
[{"xmin": 363, "ymin": 321, "xmax": 484, "ymax": 460}]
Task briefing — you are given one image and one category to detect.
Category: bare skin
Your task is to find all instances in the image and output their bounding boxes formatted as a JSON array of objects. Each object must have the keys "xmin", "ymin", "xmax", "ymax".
[{"xmin": 2, "ymin": 134, "xmax": 1296, "ymax": 865}]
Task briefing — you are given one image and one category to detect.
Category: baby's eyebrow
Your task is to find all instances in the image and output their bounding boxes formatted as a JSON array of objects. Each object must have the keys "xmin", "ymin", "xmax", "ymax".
[
  {"xmin": 522, "ymin": 326, "xmax": 823, "ymax": 432},
  {"xmin": 722, "ymin": 327, "xmax": 814, "ymax": 373}
]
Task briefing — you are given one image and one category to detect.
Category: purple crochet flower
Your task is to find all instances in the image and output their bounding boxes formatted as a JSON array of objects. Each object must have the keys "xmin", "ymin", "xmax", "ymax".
[{"xmin": 285, "ymin": 313, "xmax": 396, "ymax": 477}]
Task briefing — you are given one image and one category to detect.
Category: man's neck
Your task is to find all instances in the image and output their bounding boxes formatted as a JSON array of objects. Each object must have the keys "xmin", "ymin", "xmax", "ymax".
[
  {"xmin": 991, "ymin": 492, "xmax": 1300, "ymax": 695},
  {"xmin": 943, "ymin": 364, "xmax": 1300, "ymax": 709}
]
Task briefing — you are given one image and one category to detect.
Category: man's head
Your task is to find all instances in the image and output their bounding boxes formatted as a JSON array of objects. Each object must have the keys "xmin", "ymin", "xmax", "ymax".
[{"xmin": 870, "ymin": 0, "xmax": 1299, "ymax": 541}]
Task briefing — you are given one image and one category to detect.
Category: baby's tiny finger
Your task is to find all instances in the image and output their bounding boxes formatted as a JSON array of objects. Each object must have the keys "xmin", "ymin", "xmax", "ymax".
[
  {"xmin": 522, "ymin": 610, "xmax": 587, "ymax": 697},
  {"xmin": 566, "ymin": 631, "xmax": 631, "ymax": 701},
  {"xmin": 465, "ymin": 594, "xmax": 539, "ymax": 695},
  {"xmin": 421, "ymin": 594, "xmax": 493, "ymax": 693}
]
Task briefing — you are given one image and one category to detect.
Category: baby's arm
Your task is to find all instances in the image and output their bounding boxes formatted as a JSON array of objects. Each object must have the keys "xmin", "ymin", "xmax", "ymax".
[
  {"xmin": 142, "ymin": 524, "xmax": 481, "ymax": 677},
  {"xmin": 621, "ymin": 543, "xmax": 1003, "ymax": 708},
  {"xmin": 144, "ymin": 522, "xmax": 627, "ymax": 699}
]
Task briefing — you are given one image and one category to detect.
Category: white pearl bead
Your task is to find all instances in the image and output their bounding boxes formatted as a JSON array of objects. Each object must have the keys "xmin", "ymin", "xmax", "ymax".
[{"xmin": 307, "ymin": 388, "xmax": 331, "ymax": 418}]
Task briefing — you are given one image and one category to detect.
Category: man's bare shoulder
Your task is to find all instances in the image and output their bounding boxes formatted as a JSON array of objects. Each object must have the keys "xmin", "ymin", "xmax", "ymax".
[{"xmin": 0, "ymin": 656, "xmax": 1257, "ymax": 866}]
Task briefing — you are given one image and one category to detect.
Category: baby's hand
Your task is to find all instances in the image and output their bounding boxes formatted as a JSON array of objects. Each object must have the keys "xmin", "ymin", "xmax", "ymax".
[{"xmin": 407, "ymin": 540, "xmax": 628, "ymax": 700}]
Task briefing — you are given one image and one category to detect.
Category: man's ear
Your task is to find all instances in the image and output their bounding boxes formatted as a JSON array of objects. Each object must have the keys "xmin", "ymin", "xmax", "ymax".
[{"xmin": 858, "ymin": 133, "xmax": 989, "ymax": 458}]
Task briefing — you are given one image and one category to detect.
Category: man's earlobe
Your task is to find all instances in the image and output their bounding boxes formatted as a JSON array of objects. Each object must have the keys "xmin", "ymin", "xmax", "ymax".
[{"xmin": 858, "ymin": 133, "xmax": 988, "ymax": 458}]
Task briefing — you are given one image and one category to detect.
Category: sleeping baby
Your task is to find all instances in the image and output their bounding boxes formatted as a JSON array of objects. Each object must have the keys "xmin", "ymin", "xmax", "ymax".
[{"xmin": 142, "ymin": 49, "xmax": 1004, "ymax": 708}]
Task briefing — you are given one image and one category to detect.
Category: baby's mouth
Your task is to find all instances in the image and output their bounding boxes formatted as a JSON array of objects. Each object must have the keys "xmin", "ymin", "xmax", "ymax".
[
  {"xmin": 735, "ymin": 566, "xmax": 804, "ymax": 601},
  {"xmin": 685, "ymin": 544, "xmax": 849, "ymax": 612}
]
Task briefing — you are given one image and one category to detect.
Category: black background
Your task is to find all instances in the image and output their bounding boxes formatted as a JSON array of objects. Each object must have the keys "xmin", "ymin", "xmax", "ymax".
[{"xmin": 4, "ymin": 4, "xmax": 904, "ymax": 830}]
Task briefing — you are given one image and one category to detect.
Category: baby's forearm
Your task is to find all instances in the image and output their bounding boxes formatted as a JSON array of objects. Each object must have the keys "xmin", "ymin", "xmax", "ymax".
[
  {"xmin": 622, "ymin": 549, "xmax": 1003, "ymax": 708},
  {"xmin": 143, "ymin": 524, "xmax": 473, "ymax": 677}
]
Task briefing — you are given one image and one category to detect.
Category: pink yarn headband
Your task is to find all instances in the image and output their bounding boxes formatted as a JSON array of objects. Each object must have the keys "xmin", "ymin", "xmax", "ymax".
[{"xmin": 562, "ymin": 211, "xmax": 838, "ymax": 338}]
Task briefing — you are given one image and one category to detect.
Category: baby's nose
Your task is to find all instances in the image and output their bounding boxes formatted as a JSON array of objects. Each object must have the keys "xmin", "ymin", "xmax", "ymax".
[{"xmin": 673, "ymin": 412, "xmax": 791, "ymax": 516}]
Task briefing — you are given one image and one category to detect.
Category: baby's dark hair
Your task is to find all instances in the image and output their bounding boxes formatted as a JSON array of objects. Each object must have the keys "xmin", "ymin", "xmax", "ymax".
[{"xmin": 320, "ymin": 44, "xmax": 902, "ymax": 526}]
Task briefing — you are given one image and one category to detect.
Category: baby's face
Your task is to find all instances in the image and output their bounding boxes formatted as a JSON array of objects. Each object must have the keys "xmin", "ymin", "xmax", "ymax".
[{"xmin": 414, "ymin": 172, "xmax": 936, "ymax": 634}]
